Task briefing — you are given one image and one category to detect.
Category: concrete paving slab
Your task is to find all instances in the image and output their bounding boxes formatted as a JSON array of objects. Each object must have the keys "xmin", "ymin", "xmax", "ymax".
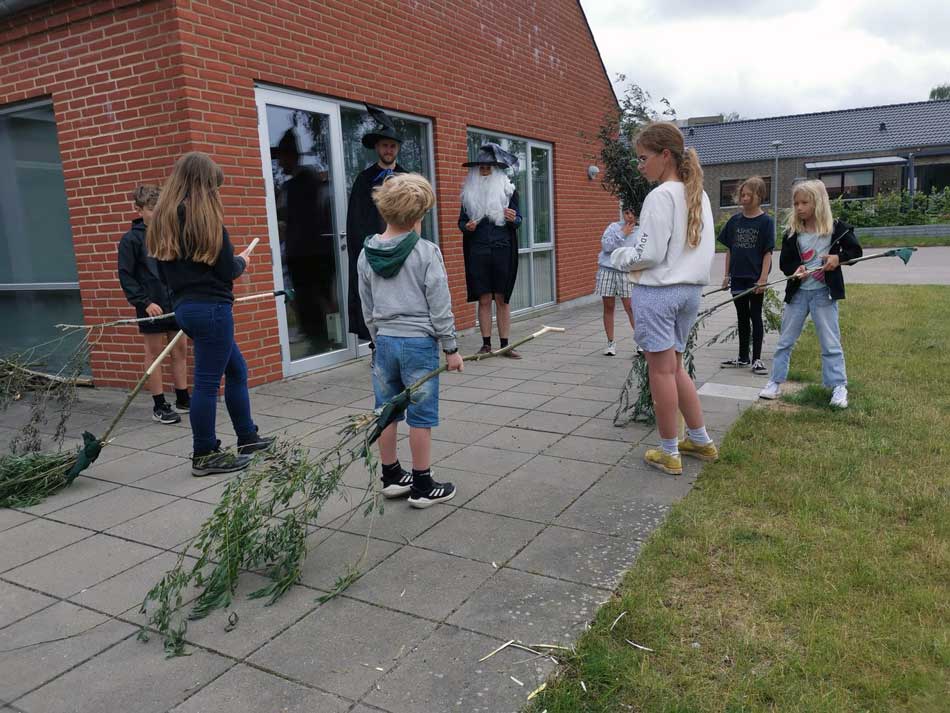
[
  {"xmin": 535, "ymin": 395, "xmax": 606, "ymax": 416},
  {"xmin": 509, "ymin": 409, "xmax": 590, "ymax": 434},
  {"xmin": 5, "ymin": 533, "xmax": 161, "ymax": 598},
  {"xmin": 84, "ymin": 450, "xmax": 187, "ymax": 485},
  {"xmin": 13, "ymin": 635, "xmax": 231, "ymax": 713},
  {"xmin": 0, "ymin": 579, "xmax": 57, "ymax": 629},
  {"xmin": 248, "ymin": 597, "xmax": 437, "ymax": 700},
  {"xmin": 345, "ymin": 546, "xmax": 495, "ymax": 620},
  {"xmin": 430, "ymin": 418, "xmax": 500, "ymax": 445},
  {"xmin": 445, "ymin": 403, "xmax": 528, "ymax": 426},
  {"xmin": 412, "ymin": 509, "xmax": 545, "ymax": 564},
  {"xmin": 106, "ymin": 498, "xmax": 216, "ymax": 550},
  {"xmin": 69, "ymin": 550, "xmax": 189, "ymax": 616},
  {"xmin": 15, "ymin": 475, "xmax": 120, "ymax": 516},
  {"xmin": 436, "ymin": 444, "xmax": 533, "ymax": 476},
  {"xmin": 464, "ymin": 477, "xmax": 582, "ymax": 523},
  {"xmin": 333, "ymin": 496, "xmax": 456, "ymax": 543},
  {"xmin": 473, "ymin": 426, "xmax": 564, "ymax": 454},
  {"xmin": 543, "ymin": 434, "xmax": 633, "ymax": 465},
  {"xmin": 0, "ymin": 519, "xmax": 91, "ymax": 573},
  {"xmin": 51, "ymin": 486, "xmax": 175, "ymax": 530},
  {"xmin": 365, "ymin": 624, "xmax": 554, "ymax": 713},
  {"xmin": 556, "ymin": 491, "xmax": 671, "ymax": 539},
  {"xmin": 298, "ymin": 529, "xmax": 400, "ymax": 591},
  {"xmin": 447, "ymin": 567, "xmax": 602, "ymax": 643},
  {"xmin": 0, "ymin": 506, "xmax": 33, "ymax": 532},
  {"xmin": 573, "ymin": 416, "xmax": 653, "ymax": 443},
  {"xmin": 698, "ymin": 381, "xmax": 765, "ymax": 400},
  {"xmin": 168, "ymin": 664, "xmax": 350, "ymax": 713},
  {"xmin": 506, "ymin": 454, "xmax": 611, "ymax": 491}
]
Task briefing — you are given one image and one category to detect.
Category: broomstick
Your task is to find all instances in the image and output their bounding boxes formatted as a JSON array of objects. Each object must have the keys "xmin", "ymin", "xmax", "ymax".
[{"xmin": 0, "ymin": 289, "xmax": 292, "ymax": 508}]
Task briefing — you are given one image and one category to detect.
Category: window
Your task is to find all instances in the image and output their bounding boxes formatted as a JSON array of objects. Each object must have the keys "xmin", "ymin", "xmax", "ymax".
[
  {"xmin": 719, "ymin": 177, "xmax": 772, "ymax": 208},
  {"xmin": 340, "ymin": 106, "xmax": 437, "ymax": 241},
  {"xmin": 0, "ymin": 101, "xmax": 83, "ymax": 371},
  {"xmin": 466, "ymin": 129, "xmax": 555, "ymax": 312},
  {"xmin": 820, "ymin": 170, "xmax": 873, "ymax": 199}
]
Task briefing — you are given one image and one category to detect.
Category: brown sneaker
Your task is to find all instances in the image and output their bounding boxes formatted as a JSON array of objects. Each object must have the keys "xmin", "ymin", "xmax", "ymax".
[
  {"xmin": 503, "ymin": 348, "xmax": 522, "ymax": 359},
  {"xmin": 477, "ymin": 344, "xmax": 492, "ymax": 355}
]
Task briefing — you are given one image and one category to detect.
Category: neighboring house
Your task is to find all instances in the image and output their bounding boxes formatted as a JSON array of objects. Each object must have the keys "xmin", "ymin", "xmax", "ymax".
[
  {"xmin": 0, "ymin": 0, "xmax": 617, "ymax": 387},
  {"xmin": 683, "ymin": 100, "xmax": 950, "ymax": 222}
]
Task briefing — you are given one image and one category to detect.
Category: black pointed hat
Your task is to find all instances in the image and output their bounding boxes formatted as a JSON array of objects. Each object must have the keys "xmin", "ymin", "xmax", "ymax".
[
  {"xmin": 361, "ymin": 104, "xmax": 403, "ymax": 148},
  {"xmin": 462, "ymin": 142, "xmax": 520, "ymax": 171}
]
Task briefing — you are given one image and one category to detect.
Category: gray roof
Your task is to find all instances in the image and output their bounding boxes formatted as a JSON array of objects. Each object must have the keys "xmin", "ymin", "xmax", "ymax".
[{"xmin": 683, "ymin": 100, "xmax": 950, "ymax": 165}]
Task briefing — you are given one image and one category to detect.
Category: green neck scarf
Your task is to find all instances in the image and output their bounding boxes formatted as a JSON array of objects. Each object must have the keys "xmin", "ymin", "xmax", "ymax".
[{"xmin": 363, "ymin": 231, "xmax": 420, "ymax": 278}]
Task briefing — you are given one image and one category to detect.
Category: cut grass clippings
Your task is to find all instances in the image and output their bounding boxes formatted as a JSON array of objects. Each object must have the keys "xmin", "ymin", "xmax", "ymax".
[{"xmin": 526, "ymin": 285, "xmax": 949, "ymax": 713}]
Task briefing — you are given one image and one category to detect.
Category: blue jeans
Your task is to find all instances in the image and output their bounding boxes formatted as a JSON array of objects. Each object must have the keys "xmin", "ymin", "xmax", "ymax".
[
  {"xmin": 372, "ymin": 335, "xmax": 440, "ymax": 428},
  {"xmin": 174, "ymin": 301, "xmax": 257, "ymax": 455},
  {"xmin": 770, "ymin": 287, "xmax": 847, "ymax": 388}
]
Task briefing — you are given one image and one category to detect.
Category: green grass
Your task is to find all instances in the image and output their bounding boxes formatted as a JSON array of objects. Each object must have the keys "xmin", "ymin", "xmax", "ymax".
[
  {"xmin": 527, "ymin": 285, "xmax": 950, "ymax": 713},
  {"xmin": 715, "ymin": 235, "xmax": 950, "ymax": 252}
]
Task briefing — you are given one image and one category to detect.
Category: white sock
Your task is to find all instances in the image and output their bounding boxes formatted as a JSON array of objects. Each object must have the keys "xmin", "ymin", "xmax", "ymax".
[
  {"xmin": 660, "ymin": 437, "xmax": 679, "ymax": 456},
  {"xmin": 686, "ymin": 426, "xmax": 712, "ymax": 445}
]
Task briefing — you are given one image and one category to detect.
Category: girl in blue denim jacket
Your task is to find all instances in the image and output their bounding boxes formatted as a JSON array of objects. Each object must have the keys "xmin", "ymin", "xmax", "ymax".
[{"xmin": 759, "ymin": 180, "xmax": 862, "ymax": 408}]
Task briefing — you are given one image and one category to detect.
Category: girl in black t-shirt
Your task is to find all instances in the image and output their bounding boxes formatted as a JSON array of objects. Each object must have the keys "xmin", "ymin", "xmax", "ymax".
[{"xmin": 718, "ymin": 176, "xmax": 774, "ymax": 374}]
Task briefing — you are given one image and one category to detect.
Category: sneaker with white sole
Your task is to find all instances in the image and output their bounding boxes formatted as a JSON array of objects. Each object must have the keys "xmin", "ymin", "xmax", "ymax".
[
  {"xmin": 751, "ymin": 359, "xmax": 768, "ymax": 375},
  {"xmin": 408, "ymin": 476, "xmax": 456, "ymax": 508},
  {"xmin": 152, "ymin": 402, "xmax": 181, "ymax": 424},
  {"xmin": 381, "ymin": 467, "xmax": 413, "ymax": 498},
  {"xmin": 643, "ymin": 448, "xmax": 683, "ymax": 475},
  {"xmin": 603, "ymin": 341, "xmax": 617, "ymax": 356},
  {"xmin": 721, "ymin": 357, "xmax": 750, "ymax": 368},
  {"xmin": 192, "ymin": 448, "xmax": 251, "ymax": 477},
  {"xmin": 830, "ymin": 385, "xmax": 848, "ymax": 409},
  {"xmin": 759, "ymin": 381, "xmax": 781, "ymax": 400}
]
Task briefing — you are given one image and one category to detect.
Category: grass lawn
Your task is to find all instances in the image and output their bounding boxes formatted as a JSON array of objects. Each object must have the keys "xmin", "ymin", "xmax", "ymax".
[{"xmin": 527, "ymin": 285, "xmax": 949, "ymax": 713}]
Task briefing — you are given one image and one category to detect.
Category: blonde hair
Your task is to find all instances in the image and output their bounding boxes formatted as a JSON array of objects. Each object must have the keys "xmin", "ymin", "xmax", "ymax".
[
  {"xmin": 131, "ymin": 184, "xmax": 160, "ymax": 210},
  {"xmin": 785, "ymin": 179, "xmax": 834, "ymax": 236},
  {"xmin": 148, "ymin": 152, "xmax": 225, "ymax": 265},
  {"xmin": 735, "ymin": 175, "xmax": 768, "ymax": 205},
  {"xmin": 636, "ymin": 121, "xmax": 705, "ymax": 248},
  {"xmin": 373, "ymin": 173, "xmax": 435, "ymax": 228}
]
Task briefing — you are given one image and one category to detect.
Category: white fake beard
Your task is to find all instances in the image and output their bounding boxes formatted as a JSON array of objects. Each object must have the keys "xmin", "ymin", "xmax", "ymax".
[{"xmin": 461, "ymin": 168, "xmax": 515, "ymax": 226}]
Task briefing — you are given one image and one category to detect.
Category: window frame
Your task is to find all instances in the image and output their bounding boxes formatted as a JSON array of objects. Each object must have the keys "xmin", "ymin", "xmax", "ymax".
[
  {"xmin": 718, "ymin": 176, "xmax": 773, "ymax": 209},
  {"xmin": 819, "ymin": 169, "xmax": 874, "ymax": 201}
]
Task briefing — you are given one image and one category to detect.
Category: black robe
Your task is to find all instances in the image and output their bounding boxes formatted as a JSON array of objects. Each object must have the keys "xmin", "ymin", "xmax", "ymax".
[
  {"xmin": 459, "ymin": 190, "xmax": 521, "ymax": 303},
  {"xmin": 345, "ymin": 162, "xmax": 407, "ymax": 338}
]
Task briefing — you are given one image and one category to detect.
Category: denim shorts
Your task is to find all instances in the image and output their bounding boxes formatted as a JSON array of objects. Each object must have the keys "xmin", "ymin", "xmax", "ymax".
[
  {"xmin": 632, "ymin": 284, "xmax": 702, "ymax": 353},
  {"xmin": 372, "ymin": 335, "xmax": 440, "ymax": 428}
]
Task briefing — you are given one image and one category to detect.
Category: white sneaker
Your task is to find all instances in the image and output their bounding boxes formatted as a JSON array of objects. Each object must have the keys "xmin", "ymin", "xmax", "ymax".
[
  {"xmin": 603, "ymin": 341, "xmax": 617, "ymax": 356},
  {"xmin": 759, "ymin": 381, "xmax": 781, "ymax": 400},
  {"xmin": 830, "ymin": 385, "xmax": 848, "ymax": 409}
]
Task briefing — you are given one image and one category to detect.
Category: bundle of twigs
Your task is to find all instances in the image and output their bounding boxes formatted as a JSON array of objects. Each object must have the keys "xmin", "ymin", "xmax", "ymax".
[
  {"xmin": 141, "ymin": 326, "xmax": 565, "ymax": 656},
  {"xmin": 612, "ymin": 247, "xmax": 918, "ymax": 426}
]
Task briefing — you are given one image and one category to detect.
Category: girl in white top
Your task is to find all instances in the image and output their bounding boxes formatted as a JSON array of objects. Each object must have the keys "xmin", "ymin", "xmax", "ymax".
[{"xmin": 611, "ymin": 122, "xmax": 717, "ymax": 475}]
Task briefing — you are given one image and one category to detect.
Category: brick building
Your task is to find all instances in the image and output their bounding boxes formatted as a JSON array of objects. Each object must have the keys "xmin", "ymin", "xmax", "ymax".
[
  {"xmin": 0, "ymin": 0, "xmax": 619, "ymax": 387},
  {"xmin": 683, "ymin": 100, "xmax": 950, "ymax": 223}
]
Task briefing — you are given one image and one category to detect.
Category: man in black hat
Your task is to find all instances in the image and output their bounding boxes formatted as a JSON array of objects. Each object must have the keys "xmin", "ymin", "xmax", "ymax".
[
  {"xmin": 346, "ymin": 105, "xmax": 406, "ymax": 344},
  {"xmin": 459, "ymin": 143, "xmax": 523, "ymax": 358}
]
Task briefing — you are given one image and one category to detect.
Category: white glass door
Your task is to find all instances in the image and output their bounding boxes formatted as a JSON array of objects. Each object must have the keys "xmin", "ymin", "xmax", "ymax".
[{"xmin": 256, "ymin": 88, "xmax": 355, "ymax": 376}]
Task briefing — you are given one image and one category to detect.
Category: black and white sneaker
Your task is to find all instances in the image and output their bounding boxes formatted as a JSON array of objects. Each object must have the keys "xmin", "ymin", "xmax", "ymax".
[
  {"xmin": 381, "ymin": 467, "xmax": 413, "ymax": 498},
  {"xmin": 237, "ymin": 428, "xmax": 276, "ymax": 456},
  {"xmin": 720, "ymin": 358, "xmax": 751, "ymax": 368},
  {"xmin": 192, "ymin": 449, "xmax": 251, "ymax": 477},
  {"xmin": 408, "ymin": 477, "xmax": 456, "ymax": 509},
  {"xmin": 153, "ymin": 402, "xmax": 181, "ymax": 424},
  {"xmin": 174, "ymin": 398, "xmax": 190, "ymax": 414},
  {"xmin": 751, "ymin": 359, "xmax": 768, "ymax": 375}
]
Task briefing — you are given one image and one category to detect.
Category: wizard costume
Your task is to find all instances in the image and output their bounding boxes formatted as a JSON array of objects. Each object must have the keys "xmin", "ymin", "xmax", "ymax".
[
  {"xmin": 458, "ymin": 144, "xmax": 522, "ymax": 304},
  {"xmin": 346, "ymin": 105, "xmax": 406, "ymax": 340}
]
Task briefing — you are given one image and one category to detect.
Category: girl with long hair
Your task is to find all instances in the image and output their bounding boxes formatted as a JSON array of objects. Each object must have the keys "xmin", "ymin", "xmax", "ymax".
[
  {"xmin": 148, "ymin": 152, "xmax": 273, "ymax": 476},
  {"xmin": 758, "ymin": 180, "xmax": 861, "ymax": 408},
  {"xmin": 610, "ymin": 122, "xmax": 717, "ymax": 475}
]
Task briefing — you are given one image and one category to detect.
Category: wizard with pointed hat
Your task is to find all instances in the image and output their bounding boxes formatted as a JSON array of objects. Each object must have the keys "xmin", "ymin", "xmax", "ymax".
[
  {"xmin": 346, "ymin": 105, "xmax": 407, "ymax": 343},
  {"xmin": 459, "ymin": 143, "xmax": 523, "ymax": 358}
]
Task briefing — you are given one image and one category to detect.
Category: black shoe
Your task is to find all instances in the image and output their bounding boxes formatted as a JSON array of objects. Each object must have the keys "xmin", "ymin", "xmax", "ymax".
[
  {"xmin": 381, "ymin": 467, "xmax": 413, "ymax": 499},
  {"xmin": 152, "ymin": 402, "xmax": 181, "ymax": 424},
  {"xmin": 720, "ymin": 358, "xmax": 750, "ymax": 368},
  {"xmin": 237, "ymin": 427, "xmax": 276, "ymax": 455},
  {"xmin": 173, "ymin": 398, "xmax": 190, "ymax": 414},
  {"xmin": 477, "ymin": 344, "xmax": 492, "ymax": 355},
  {"xmin": 408, "ymin": 476, "xmax": 456, "ymax": 509},
  {"xmin": 192, "ymin": 449, "xmax": 251, "ymax": 477}
]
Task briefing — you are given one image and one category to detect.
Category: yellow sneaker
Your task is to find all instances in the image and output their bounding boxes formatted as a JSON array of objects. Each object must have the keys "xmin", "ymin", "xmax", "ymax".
[
  {"xmin": 643, "ymin": 448, "xmax": 682, "ymax": 475},
  {"xmin": 677, "ymin": 438, "xmax": 719, "ymax": 462}
]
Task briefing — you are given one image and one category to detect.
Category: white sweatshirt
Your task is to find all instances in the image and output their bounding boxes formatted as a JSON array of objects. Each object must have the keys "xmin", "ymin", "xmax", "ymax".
[{"xmin": 610, "ymin": 181, "xmax": 714, "ymax": 286}]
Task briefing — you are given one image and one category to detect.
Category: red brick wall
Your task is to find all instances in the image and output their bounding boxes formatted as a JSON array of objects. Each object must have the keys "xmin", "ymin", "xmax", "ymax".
[{"xmin": 1, "ymin": 0, "xmax": 618, "ymax": 387}]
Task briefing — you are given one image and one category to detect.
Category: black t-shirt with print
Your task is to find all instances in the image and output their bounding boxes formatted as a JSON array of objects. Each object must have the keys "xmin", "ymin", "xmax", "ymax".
[{"xmin": 718, "ymin": 213, "xmax": 775, "ymax": 290}]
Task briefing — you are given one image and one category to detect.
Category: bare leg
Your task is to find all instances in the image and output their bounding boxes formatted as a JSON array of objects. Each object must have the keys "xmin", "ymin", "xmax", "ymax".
[
  {"xmin": 621, "ymin": 297, "xmax": 635, "ymax": 331},
  {"xmin": 408, "ymin": 426, "xmax": 432, "ymax": 471},
  {"xmin": 142, "ymin": 333, "xmax": 166, "ymax": 396},
  {"xmin": 602, "ymin": 297, "xmax": 616, "ymax": 341},
  {"xmin": 644, "ymin": 348, "xmax": 680, "ymax": 439},
  {"xmin": 378, "ymin": 422, "xmax": 398, "ymax": 464},
  {"xmin": 494, "ymin": 294, "xmax": 510, "ymax": 340},
  {"xmin": 170, "ymin": 334, "xmax": 188, "ymax": 391},
  {"xmin": 674, "ymin": 352, "xmax": 705, "ymax": 430},
  {"xmin": 478, "ymin": 294, "xmax": 493, "ymax": 338}
]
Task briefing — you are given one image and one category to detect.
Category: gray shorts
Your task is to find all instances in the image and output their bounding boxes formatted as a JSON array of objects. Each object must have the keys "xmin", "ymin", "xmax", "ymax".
[{"xmin": 632, "ymin": 284, "xmax": 702, "ymax": 353}]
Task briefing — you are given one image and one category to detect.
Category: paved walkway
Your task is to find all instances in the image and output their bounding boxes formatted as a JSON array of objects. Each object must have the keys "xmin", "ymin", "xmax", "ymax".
[{"xmin": 2, "ymin": 249, "xmax": 939, "ymax": 713}]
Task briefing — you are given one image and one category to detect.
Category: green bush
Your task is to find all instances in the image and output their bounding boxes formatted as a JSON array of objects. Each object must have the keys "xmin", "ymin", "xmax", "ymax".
[{"xmin": 830, "ymin": 188, "xmax": 950, "ymax": 227}]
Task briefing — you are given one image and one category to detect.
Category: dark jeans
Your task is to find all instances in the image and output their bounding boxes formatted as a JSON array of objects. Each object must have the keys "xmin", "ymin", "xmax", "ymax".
[
  {"xmin": 732, "ymin": 290, "xmax": 764, "ymax": 361},
  {"xmin": 174, "ymin": 301, "xmax": 256, "ymax": 455}
]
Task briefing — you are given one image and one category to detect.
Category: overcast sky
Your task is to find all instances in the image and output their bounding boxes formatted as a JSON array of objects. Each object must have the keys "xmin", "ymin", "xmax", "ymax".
[{"xmin": 580, "ymin": 0, "xmax": 950, "ymax": 120}]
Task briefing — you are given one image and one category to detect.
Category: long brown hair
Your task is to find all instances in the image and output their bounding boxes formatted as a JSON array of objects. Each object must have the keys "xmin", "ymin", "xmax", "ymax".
[
  {"xmin": 148, "ymin": 152, "xmax": 225, "ymax": 265},
  {"xmin": 636, "ymin": 122, "xmax": 705, "ymax": 248}
]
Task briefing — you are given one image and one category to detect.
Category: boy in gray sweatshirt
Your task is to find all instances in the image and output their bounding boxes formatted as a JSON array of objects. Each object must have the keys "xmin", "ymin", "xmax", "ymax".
[{"xmin": 357, "ymin": 173, "xmax": 463, "ymax": 508}]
